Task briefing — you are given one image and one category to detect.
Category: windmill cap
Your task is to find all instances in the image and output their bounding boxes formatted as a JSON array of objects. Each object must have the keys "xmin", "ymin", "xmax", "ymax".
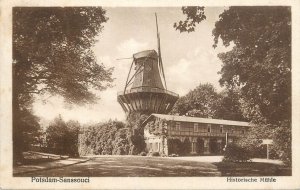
[{"xmin": 133, "ymin": 50, "xmax": 158, "ymax": 60}]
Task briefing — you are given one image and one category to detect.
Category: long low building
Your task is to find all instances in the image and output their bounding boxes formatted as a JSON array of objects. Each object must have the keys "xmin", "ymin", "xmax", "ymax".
[{"xmin": 142, "ymin": 114, "xmax": 251, "ymax": 156}]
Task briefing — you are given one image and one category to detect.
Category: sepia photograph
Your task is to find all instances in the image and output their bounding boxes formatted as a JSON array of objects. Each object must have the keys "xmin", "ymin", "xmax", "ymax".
[{"xmin": 1, "ymin": 1, "xmax": 300, "ymax": 189}]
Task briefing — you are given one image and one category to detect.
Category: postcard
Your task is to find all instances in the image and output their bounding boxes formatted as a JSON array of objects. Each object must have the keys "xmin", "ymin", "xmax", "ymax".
[{"xmin": 1, "ymin": 0, "xmax": 300, "ymax": 189}]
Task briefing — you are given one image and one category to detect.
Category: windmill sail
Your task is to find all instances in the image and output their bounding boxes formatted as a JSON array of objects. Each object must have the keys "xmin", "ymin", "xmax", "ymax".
[
  {"xmin": 155, "ymin": 13, "xmax": 167, "ymax": 90},
  {"xmin": 117, "ymin": 13, "xmax": 178, "ymax": 114}
]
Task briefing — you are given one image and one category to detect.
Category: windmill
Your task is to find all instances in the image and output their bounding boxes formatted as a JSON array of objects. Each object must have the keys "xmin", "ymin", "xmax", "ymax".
[{"xmin": 117, "ymin": 13, "xmax": 179, "ymax": 114}]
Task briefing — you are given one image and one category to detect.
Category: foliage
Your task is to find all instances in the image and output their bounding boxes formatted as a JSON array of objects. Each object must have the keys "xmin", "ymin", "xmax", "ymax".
[
  {"xmin": 13, "ymin": 7, "xmax": 113, "ymax": 105},
  {"xmin": 45, "ymin": 116, "xmax": 80, "ymax": 157},
  {"xmin": 270, "ymin": 120, "xmax": 291, "ymax": 165},
  {"xmin": 149, "ymin": 152, "xmax": 160, "ymax": 157},
  {"xmin": 146, "ymin": 119, "xmax": 168, "ymax": 136},
  {"xmin": 139, "ymin": 152, "xmax": 147, "ymax": 156},
  {"xmin": 231, "ymin": 122, "xmax": 290, "ymax": 163},
  {"xmin": 216, "ymin": 88, "xmax": 246, "ymax": 121},
  {"xmin": 171, "ymin": 83, "xmax": 221, "ymax": 118},
  {"xmin": 145, "ymin": 118, "xmax": 168, "ymax": 155},
  {"xmin": 213, "ymin": 7, "xmax": 291, "ymax": 164},
  {"xmin": 223, "ymin": 144, "xmax": 251, "ymax": 162},
  {"xmin": 13, "ymin": 108, "xmax": 42, "ymax": 161},
  {"xmin": 176, "ymin": 6, "xmax": 291, "ymax": 164},
  {"xmin": 213, "ymin": 7, "xmax": 291, "ymax": 124},
  {"xmin": 78, "ymin": 120, "xmax": 130, "ymax": 156},
  {"xmin": 171, "ymin": 83, "xmax": 245, "ymax": 121},
  {"xmin": 126, "ymin": 112, "xmax": 149, "ymax": 155},
  {"xmin": 174, "ymin": 6, "xmax": 206, "ymax": 33},
  {"xmin": 13, "ymin": 7, "xmax": 113, "ymax": 163}
]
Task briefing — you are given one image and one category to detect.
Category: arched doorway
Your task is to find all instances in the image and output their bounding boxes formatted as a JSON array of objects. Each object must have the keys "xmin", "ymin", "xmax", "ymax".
[{"xmin": 196, "ymin": 137, "xmax": 204, "ymax": 154}]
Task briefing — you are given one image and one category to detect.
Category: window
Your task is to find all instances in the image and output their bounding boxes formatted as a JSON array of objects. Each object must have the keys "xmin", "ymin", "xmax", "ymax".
[
  {"xmin": 199, "ymin": 123, "xmax": 205, "ymax": 132},
  {"xmin": 207, "ymin": 124, "xmax": 211, "ymax": 133},
  {"xmin": 176, "ymin": 122, "xmax": 181, "ymax": 131},
  {"xmin": 194, "ymin": 123, "xmax": 199, "ymax": 132},
  {"xmin": 220, "ymin": 125, "xmax": 223, "ymax": 133}
]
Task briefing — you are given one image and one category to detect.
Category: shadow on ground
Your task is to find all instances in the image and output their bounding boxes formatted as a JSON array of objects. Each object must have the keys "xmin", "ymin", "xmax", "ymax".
[
  {"xmin": 15, "ymin": 156, "xmax": 291, "ymax": 177},
  {"xmin": 214, "ymin": 162, "xmax": 291, "ymax": 176}
]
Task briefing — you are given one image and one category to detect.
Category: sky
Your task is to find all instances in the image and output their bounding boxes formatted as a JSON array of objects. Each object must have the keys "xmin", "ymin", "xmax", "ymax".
[{"xmin": 32, "ymin": 7, "xmax": 231, "ymax": 124}]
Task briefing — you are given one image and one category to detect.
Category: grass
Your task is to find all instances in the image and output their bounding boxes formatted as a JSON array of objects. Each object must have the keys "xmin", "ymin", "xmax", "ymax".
[
  {"xmin": 21, "ymin": 152, "xmax": 67, "ymax": 165},
  {"xmin": 15, "ymin": 156, "xmax": 291, "ymax": 177},
  {"xmin": 214, "ymin": 161, "xmax": 291, "ymax": 176}
]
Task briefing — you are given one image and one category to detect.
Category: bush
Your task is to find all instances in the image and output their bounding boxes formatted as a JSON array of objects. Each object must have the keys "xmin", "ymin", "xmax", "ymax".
[
  {"xmin": 223, "ymin": 144, "xmax": 251, "ymax": 162},
  {"xmin": 139, "ymin": 152, "xmax": 147, "ymax": 156},
  {"xmin": 150, "ymin": 152, "xmax": 160, "ymax": 157},
  {"xmin": 78, "ymin": 121, "xmax": 130, "ymax": 156}
]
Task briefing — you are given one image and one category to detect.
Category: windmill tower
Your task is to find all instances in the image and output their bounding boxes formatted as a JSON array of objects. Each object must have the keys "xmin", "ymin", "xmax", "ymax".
[{"xmin": 117, "ymin": 14, "xmax": 179, "ymax": 114}]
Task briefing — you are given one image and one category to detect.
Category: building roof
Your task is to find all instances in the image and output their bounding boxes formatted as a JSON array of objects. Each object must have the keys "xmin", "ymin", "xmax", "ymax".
[{"xmin": 143, "ymin": 114, "xmax": 251, "ymax": 127}]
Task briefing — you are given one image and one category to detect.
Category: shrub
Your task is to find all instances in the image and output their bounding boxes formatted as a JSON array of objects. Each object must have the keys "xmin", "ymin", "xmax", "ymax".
[
  {"xmin": 78, "ymin": 121, "xmax": 130, "ymax": 156},
  {"xmin": 139, "ymin": 152, "xmax": 147, "ymax": 156},
  {"xmin": 150, "ymin": 152, "xmax": 160, "ymax": 157},
  {"xmin": 223, "ymin": 144, "xmax": 251, "ymax": 162}
]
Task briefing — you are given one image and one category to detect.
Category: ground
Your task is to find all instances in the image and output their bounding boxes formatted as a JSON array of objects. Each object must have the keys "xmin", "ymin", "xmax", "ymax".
[{"xmin": 14, "ymin": 155, "xmax": 291, "ymax": 177}]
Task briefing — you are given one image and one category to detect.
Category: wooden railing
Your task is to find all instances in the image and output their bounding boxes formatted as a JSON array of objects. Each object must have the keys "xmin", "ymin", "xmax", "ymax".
[{"xmin": 117, "ymin": 86, "xmax": 179, "ymax": 97}]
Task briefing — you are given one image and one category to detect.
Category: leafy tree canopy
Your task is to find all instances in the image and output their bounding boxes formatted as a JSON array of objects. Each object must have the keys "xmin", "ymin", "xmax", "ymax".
[
  {"xmin": 13, "ymin": 7, "xmax": 113, "ymax": 107},
  {"xmin": 170, "ymin": 83, "xmax": 245, "ymax": 121},
  {"xmin": 215, "ymin": 7, "xmax": 291, "ymax": 164},
  {"xmin": 13, "ymin": 7, "xmax": 113, "ymax": 163},
  {"xmin": 171, "ymin": 83, "xmax": 221, "ymax": 118},
  {"xmin": 174, "ymin": 6, "xmax": 206, "ymax": 33},
  {"xmin": 216, "ymin": 88, "xmax": 246, "ymax": 121},
  {"xmin": 46, "ymin": 116, "xmax": 80, "ymax": 156},
  {"xmin": 213, "ymin": 7, "xmax": 291, "ymax": 125},
  {"xmin": 175, "ymin": 6, "xmax": 291, "ymax": 124},
  {"xmin": 175, "ymin": 7, "xmax": 291, "ymax": 163}
]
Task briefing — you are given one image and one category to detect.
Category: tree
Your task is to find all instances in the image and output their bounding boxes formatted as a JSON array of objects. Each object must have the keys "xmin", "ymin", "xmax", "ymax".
[
  {"xmin": 45, "ymin": 116, "xmax": 80, "ymax": 156},
  {"xmin": 171, "ymin": 83, "xmax": 221, "ymax": 118},
  {"xmin": 174, "ymin": 6, "xmax": 206, "ymax": 33},
  {"xmin": 65, "ymin": 120, "xmax": 81, "ymax": 156},
  {"xmin": 175, "ymin": 6, "xmax": 291, "ymax": 163},
  {"xmin": 171, "ymin": 83, "xmax": 245, "ymax": 121},
  {"xmin": 13, "ymin": 108, "xmax": 41, "ymax": 153},
  {"xmin": 176, "ymin": 7, "xmax": 291, "ymax": 123},
  {"xmin": 46, "ymin": 116, "xmax": 68, "ymax": 155},
  {"xmin": 13, "ymin": 7, "xmax": 113, "ymax": 163},
  {"xmin": 214, "ymin": 7, "xmax": 291, "ymax": 124},
  {"xmin": 216, "ymin": 88, "xmax": 246, "ymax": 121},
  {"xmin": 126, "ymin": 112, "xmax": 148, "ymax": 155},
  {"xmin": 212, "ymin": 7, "xmax": 291, "ymax": 164}
]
